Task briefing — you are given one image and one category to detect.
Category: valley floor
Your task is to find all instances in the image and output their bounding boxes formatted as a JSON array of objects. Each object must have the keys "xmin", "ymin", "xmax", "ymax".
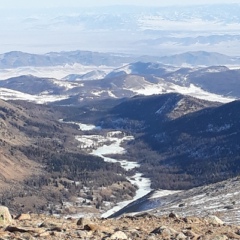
[{"xmin": 67, "ymin": 121, "xmax": 152, "ymax": 217}]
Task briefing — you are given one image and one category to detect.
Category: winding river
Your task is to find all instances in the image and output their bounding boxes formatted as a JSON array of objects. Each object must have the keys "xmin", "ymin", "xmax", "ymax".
[
  {"xmin": 90, "ymin": 132, "xmax": 152, "ymax": 218},
  {"xmin": 62, "ymin": 120, "xmax": 152, "ymax": 217}
]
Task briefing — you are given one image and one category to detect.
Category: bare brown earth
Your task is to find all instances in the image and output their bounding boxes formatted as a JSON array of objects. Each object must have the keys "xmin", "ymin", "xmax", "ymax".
[
  {"xmin": 0, "ymin": 100, "xmax": 42, "ymax": 184},
  {"xmin": 0, "ymin": 98, "xmax": 68, "ymax": 183},
  {"xmin": 1, "ymin": 211, "xmax": 240, "ymax": 239}
]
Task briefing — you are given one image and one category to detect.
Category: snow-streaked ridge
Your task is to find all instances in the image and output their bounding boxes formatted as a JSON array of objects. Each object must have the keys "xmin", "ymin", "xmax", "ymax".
[
  {"xmin": 130, "ymin": 83, "xmax": 235, "ymax": 103},
  {"xmin": 0, "ymin": 87, "xmax": 68, "ymax": 104}
]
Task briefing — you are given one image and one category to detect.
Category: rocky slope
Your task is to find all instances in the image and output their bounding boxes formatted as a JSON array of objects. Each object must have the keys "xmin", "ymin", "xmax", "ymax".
[
  {"xmin": 1, "ymin": 208, "xmax": 240, "ymax": 240},
  {"xmin": 109, "ymin": 176, "xmax": 240, "ymax": 224},
  {"xmin": 0, "ymin": 99, "xmax": 43, "ymax": 184}
]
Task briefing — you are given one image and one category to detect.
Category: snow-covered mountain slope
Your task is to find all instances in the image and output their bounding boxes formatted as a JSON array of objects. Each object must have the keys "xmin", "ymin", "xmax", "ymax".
[
  {"xmin": 63, "ymin": 70, "xmax": 107, "ymax": 81},
  {"xmin": 0, "ymin": 88, "xmax": 68, "ymax": 104},
  {"xmin": 0, "ymin": 61, "xmax": 238, "ymax": 105},
  {"xmin": 165, "ymin": 65, "xmax": 240, "ymax": 98},
  {"xmin": 105, "ymin": 62, "xmax": 175, "ymax": 78},
  {"xmin": 0, "ymin": 75, "xmax": 83, "ymax": 95}
]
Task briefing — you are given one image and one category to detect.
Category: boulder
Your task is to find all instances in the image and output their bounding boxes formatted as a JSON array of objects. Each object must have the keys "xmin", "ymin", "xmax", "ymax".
[
  {"xmin": 110, "ymin": 231, "xmax": 128, "ymax": 240},
  {"xmin": 39, "ymin": 231, "xmax": 51, "ymax": 237},
  {"xmin": 15, "ymin": 213, "xmax": 31, "ymax": 221},
  {"xmin": 76, "ymin": 217, "xmax": 92, "ymax": 226},
  {"xmin": 5, "ymin": 226, "xmax": 31, "ymax": 233},
  {"xmin": 176, "ymin": 232, "xmax": 187, "ymax": 240},
  {"xmin": 205, "ymin": 215, "xmax": 224, "ymax": 225},
  {"xmin": 83, "ymin": 223, "xmax": 112, "ymax": 233},
  {"xmin": 76, "ymin": 230, "xmax": 90, "ymax": 238},
  {"xmin": 182, "ymin": 230, "xmax": 198, "ymax": 239},
  {"xmin": 151, "ymin": 225, "xmax": 178, "ymax": 238},
  {"xmin": 0, "ymin": 206, "xmax": 12, "ymax": 226},
  {"xmin": 169, "ymin": 212, "xmax": 179, "ymax": 219},
  {"xmin": 236, "ymin": 229, "xmax": 240, "ymax": 235},
  {"xmin": 83, "ymin": 223, "xmax": 99, "ymax": 231}
]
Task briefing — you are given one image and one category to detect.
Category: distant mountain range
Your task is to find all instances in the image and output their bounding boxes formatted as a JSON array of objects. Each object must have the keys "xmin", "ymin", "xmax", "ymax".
[
  {"xmin": 159, "ymin": 51, "xmax": 240, "ymax": 66},
  {"xmin": 0, "ymin": 51, "xmax": 136, "ymax": 68},
  {"xmin": 0, "ymin": 56, "xmax": 239, "ymax": 105},
  {"xmin": 0, "ymin": 50, "xmax": 239, "ymax": 70}
]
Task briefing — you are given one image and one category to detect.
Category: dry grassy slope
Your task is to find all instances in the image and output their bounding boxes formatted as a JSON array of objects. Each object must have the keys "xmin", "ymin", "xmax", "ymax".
[
  {"xmin": 0, "ymin": 99, "xmax": 76, "ymax": 186},
  {"xmin": 0, "ymin": 99, "xmax": 41, "ymax": 183}
]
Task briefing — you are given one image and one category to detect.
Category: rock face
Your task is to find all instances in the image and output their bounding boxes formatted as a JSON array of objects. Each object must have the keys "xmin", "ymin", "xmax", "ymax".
[
  {"xmin": 0, "ymin": 210, "xmax": 240, "ymax": 239},
  {"xmin": 0, "ymin": 206, "xmax": 12, "ymax": 226}
]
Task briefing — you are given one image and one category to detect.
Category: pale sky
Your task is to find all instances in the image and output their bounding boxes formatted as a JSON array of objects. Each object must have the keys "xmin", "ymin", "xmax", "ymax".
[
  {"xmin": 0, "ymin": 0, "xmax": 239, "ymax": 54},
  {"xmin": 0, "ymin": 0, "xmax": 239, "ymax": 8}
]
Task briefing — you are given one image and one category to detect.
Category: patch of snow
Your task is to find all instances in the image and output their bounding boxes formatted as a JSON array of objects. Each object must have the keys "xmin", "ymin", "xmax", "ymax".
[
  {"xmin": 76, "ymin": 123, "xmax": 101, "ymax": 131},
  {"xmin": 101, "ymin": 173, "xmax": 151, "ymax": 218},
  {"xmin": 113, "ymin": 64, "xmax": 133, "ymax": 75},
  {"xmin": 0, "ymin": 87, "xmax": 68, "ymax": 104},
  {"xmin": 155, "ymin": 98, "xmax": 172, "ymax": 114},
  {"xmin": 130, "ymin": 82, "xmax": 235, "ymax": 103},
  {"xmin": 51, "ymin": 79, "xmax": 84, "ymax": 90},
  {"xmin": 150, "ymin": 190, "xmax": 181, "ymax": 199},
  {"xmin": 75, "ymin": 135, "xmax": 107, "ymax": 149},
  {"xmin": 108, "ymin": 90, "xmax": 117, "ymax": 98},
  {"xmin": 207, "ymin": 123, "xmax": 232, "ymax": 132},
  {"xmin": 78, "ymin": 70, "xmax": 107, "ymax": 81},
  {"xmin": 91, "ymin": 90, "xmax": 105, "ymax": 97},
  {"xmin": 107, "ymin": 131, "xmax": 126, "ymax": 137},
  {"xmin": 59, "ymin": 120, "xmax": 101, "ymax": 131},
  {"xmin": 205, "ymin": 67, "xmax": 228, "ymax": 73},
  {"xmin": 170, "ymin": 84, "xmax": 235, "ymax": 103},
  {"xmin": 128, "ymin": 83, "xmax": 164, "ymax": 96},
  {"xmin": 91, "ymin": 137, "xmax": 129, "ymax": 156},
  {"xmin": 227, "ymin": 65, "xmax": 240, "ymax": 70}
]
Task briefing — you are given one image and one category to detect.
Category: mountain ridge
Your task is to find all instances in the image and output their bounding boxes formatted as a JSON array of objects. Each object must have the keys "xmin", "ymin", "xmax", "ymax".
[{"xmin": 1, "ymin": 50, "xmax": 240, "ymax": 69}]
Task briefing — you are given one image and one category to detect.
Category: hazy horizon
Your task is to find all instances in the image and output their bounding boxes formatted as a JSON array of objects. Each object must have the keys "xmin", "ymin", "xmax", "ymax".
[
  {"xmin": 1, "ymin": 1, "xmax": 240, "ymax": 55},
  {"xmin": 1, "ymin": 0, "xmax": 239, "ymax": 8}
]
